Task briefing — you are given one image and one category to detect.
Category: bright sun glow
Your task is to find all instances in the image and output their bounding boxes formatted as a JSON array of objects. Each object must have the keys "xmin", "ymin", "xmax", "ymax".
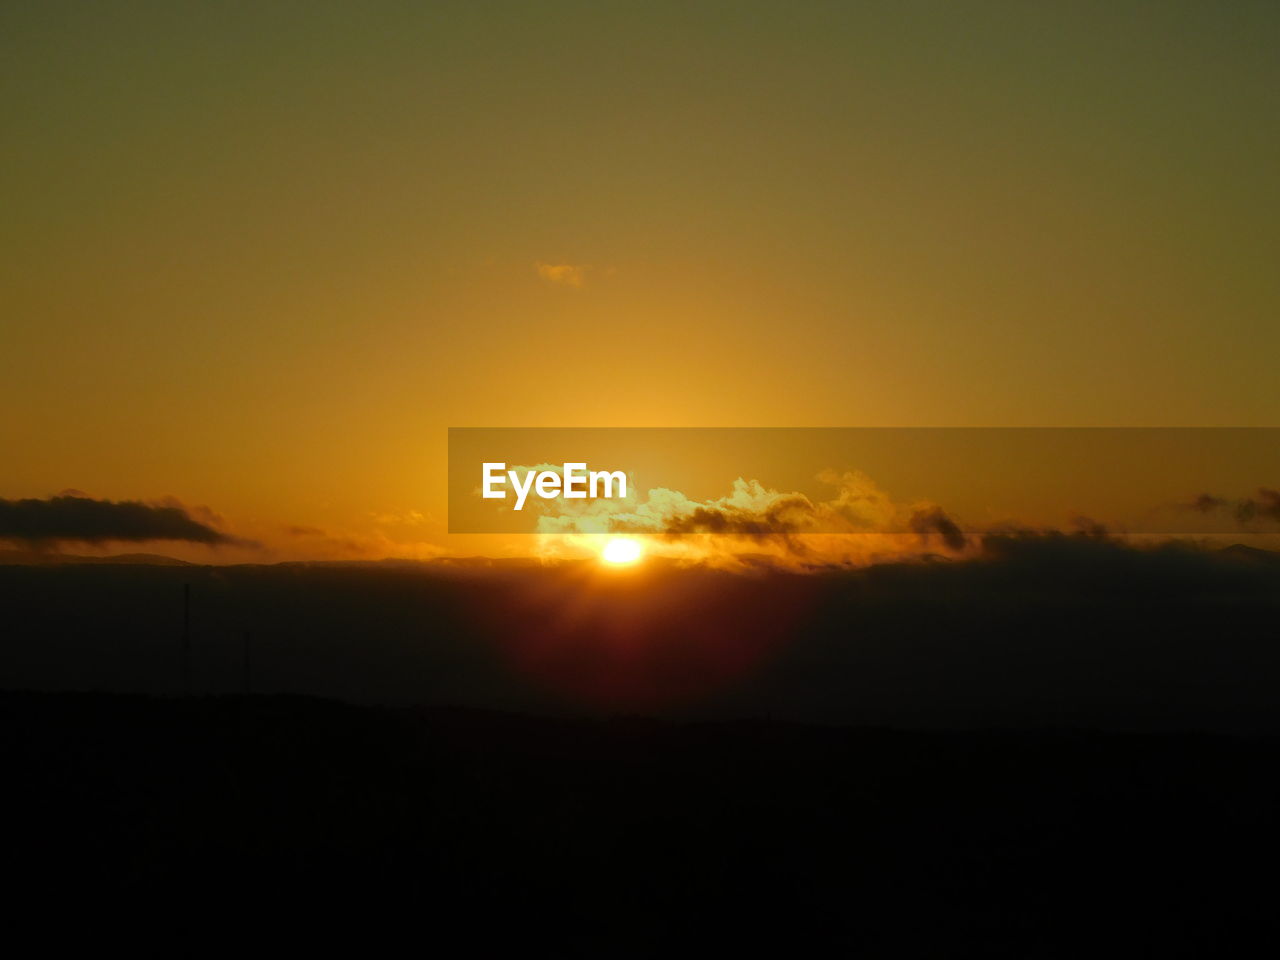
[{"xmin": 601, "ymin": 537, "xmax": 644, "ymax": 565}]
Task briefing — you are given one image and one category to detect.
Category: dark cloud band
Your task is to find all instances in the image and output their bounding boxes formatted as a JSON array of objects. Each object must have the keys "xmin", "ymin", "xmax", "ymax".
[
  {"xmin": 0, "ymin": 495, "xmax": 244, "ymax": 546},
  {"xmin": 1190, "ymin": 488, "xmax": 1280, "ymax": 525}
]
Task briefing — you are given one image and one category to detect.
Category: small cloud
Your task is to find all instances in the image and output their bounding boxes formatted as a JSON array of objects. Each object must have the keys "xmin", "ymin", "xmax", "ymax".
[
  {"xmin": 536, "ymin": 262, "xmax": 588, "ymax": 288},
  {"xmin": 371, "ymin": 509, "xmax": 431, "ymax": 527},
  {"xmin": 284, "ymin": 525, "xmax": 327, "ymax": 537},
  {"xmin": 1186, "ymin": 488, "xmax": 1280, "ymax": 525},
  {"xmin": 909, "ymin": 506, "xmax": 968, "ymax": 552}
]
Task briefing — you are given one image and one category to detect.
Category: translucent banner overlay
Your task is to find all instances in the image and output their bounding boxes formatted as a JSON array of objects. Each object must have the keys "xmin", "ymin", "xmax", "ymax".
[{"xmin": 448, "ymin": 428, "xmax": 1280, "ymax": 536}]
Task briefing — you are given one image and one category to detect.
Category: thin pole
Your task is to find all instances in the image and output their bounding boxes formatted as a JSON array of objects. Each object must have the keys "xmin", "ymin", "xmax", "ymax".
[
  {"xmin": 182, "ymin": 582, "xmax": 191, "ymax": 695},
  {"xmin": 243, "ymin": 630, "xmax": 252, "ymax": 696}
]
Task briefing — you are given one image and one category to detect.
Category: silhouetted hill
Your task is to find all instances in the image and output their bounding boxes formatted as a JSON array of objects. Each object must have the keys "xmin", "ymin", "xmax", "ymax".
[
  {"xmin": 1220, "ymin": 542, "xmax": 1280, "ymax": 566},
  {"xmin": 2, "ymin": 538, "xmax": 1278, "ymax": 732},
  {"xmin": 0, "ymin": 548, "xmax": 192, "ymax": 566},
  {"xmin": 3, "ymin": 690, "xmax": 1277, "ymax": 952}
]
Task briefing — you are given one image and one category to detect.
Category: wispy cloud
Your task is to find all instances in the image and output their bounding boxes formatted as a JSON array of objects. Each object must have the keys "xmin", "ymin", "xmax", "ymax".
[
  {"xmin": 535, "ymin": 262, "xmax": 589, "ymax": 288},
  {"xmin": 282, "ymin": 522, "xmax": 444, "ymax": 560}
]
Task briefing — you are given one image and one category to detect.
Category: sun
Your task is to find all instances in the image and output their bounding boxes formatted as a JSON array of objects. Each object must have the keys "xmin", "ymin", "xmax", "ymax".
[{"xmin": 601, "ymin": 536, "xmax": 644, "ymax": 565}]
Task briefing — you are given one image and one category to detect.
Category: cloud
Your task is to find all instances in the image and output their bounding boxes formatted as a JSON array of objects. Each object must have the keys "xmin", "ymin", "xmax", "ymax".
[
  {"xmin": 1188, "ymin": 488, "xmax": 1280, "ymax": 525},
  {"xmin": 535, "ymin": 472, "xmax": 947, "ymax": 535},
  {"xmin": 536, "ymin": 262, "xmax": 588, "ymax": 288},
  {"xmin": 0, "ymin": 495, "xmax": 252, "ymax": 546},
  {"xmin": 282, "ymin": 522, "xmax": 445, "ymax": 560},
  {"xmin": 370, "ymin": 509, "xmax": 431, "ymax": 527},
  {"xmin": 285, "ymin": 525, "xmax": 327, "ymax": 537},
  {"xmin": 526, "ymin": 471, "xmax": 1280, "ymax": 571},
  {"xmin": 909, "ymin": 506, "xmax": 968, "ymax": 552},
  {"xmin": 531, "ymin": 471, "xmax": 971, "ymax": 569}
]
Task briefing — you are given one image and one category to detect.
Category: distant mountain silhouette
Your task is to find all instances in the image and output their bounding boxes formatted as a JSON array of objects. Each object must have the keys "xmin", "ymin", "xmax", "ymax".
[
  {"xmin": 0, "ymin": 549, "xmax": 191, "ymax": 566},
  {"xmin": 1220, "ymin": 542, "xmax": 1280, "ymax": 566}
]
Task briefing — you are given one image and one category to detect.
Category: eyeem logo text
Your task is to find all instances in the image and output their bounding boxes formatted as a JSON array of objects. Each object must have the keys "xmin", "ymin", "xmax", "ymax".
[{"xmin": 482, "ymin": 463, "xmax": 628, "ymax": 511}]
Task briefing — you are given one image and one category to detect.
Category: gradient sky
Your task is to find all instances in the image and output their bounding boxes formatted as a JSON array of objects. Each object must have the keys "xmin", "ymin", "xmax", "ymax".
[{"xmin": 3, "ymin": 2, "xmax": 1278, "ymax": 558}]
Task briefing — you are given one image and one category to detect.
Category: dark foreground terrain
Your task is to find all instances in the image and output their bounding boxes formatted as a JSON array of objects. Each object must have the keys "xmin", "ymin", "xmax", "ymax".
[
  {"xmin": 3, "ymin": 536, "xmax": 1280, "ymax": 731},
  {"xmin": 4, "ymin": 690, "xmax": 1279, "ymax": 954}
]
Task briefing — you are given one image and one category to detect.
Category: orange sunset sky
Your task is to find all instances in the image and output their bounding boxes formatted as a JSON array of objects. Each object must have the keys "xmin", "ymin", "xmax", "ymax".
[{"xmin": 3, "ymin": 3, "xmax": 1278, "ymax": 561}]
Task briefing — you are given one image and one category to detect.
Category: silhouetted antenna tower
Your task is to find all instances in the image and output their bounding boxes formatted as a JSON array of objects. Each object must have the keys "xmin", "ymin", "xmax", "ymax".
[
  {"xmin": 182, "ymin": 582, "xmax": 191, "ymax": 695},
  {"xmin": 243, "ymin": 630, "xmax": 252, "ymax": 695}
]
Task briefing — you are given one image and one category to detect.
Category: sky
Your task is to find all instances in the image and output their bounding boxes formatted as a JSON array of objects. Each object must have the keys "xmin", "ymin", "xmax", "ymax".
[{"xmin": 2, "ymin": 1, "xmax": 1278, "ymax": 560}]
